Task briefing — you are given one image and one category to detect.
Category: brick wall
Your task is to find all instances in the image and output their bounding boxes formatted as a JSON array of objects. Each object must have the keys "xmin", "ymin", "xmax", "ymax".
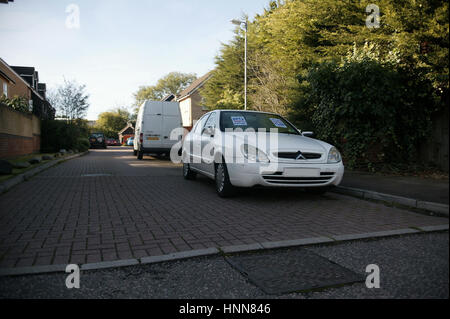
[
  {"xmin": 0, "ymin": 133, "xmax": 40, "ymax": 158},
  {"xmin": 0, "ymin": 104, "xmax": 41, "ymax": 159}
]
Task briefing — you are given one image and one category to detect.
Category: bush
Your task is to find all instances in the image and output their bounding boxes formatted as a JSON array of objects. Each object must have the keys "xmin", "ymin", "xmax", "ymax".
[
  {"xmin": 41, "ymin": 119, "xmax": 89, "ymax": 153},
  {"xmin": 0, "ymin": 95, "xmax": 30, "ymax": 113},
  {"xmin": 76, "ymin": 138, "xmax": 90, "ymax": 152},
  {"xmin": 303, "ymin": 60, "xmax": 436, "ymax": 170}
]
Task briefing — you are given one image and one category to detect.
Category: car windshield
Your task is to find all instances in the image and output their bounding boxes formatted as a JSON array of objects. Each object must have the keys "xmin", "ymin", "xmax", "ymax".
[
  {"xmin": 91, "ymin": 133, "xmax": 104, "ymax": 138},
  {"xmin": 220, "ymin": 111, "xmax": 300, "ymax": 135}
]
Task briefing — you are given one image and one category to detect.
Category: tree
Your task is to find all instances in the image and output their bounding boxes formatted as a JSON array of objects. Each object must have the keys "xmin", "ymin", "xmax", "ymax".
[
  {"xmin": 201, "ymin": 0, "xmax": 448, "ymax": 115},
  {"xmin": 95, "ymin": 108, "xmax": 131, "ymax": 139},
  {"xmin": 200, "ymin": 33, "xmax": 246, "ymax": 110},
  {"xmin": 48, "ymin": 79, "xmax": 90, "ymax": 120},
  {"xmin": 133, "ymin": 72, "xmax": 197, "ymax": 106}
]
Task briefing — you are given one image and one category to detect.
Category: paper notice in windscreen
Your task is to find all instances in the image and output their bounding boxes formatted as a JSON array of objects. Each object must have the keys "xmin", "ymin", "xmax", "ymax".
[
  {"xmin": 231, "ymin": 116, "xmax": 248, "ymax": 126},
  {"xmin": 270, "ymin": 118, "xmax": 287, "ymax": 128}
]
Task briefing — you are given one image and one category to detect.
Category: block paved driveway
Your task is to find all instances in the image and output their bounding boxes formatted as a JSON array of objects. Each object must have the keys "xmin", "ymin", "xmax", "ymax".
[{"xmin": 0, "ymin": 148, "xmax": 448, "ymax": 269}]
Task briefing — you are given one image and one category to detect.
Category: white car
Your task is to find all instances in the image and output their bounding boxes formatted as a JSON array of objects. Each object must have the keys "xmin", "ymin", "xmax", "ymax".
[{"xmin": 181, "ymin": 110, "xmax": 344, "ymax": 197}]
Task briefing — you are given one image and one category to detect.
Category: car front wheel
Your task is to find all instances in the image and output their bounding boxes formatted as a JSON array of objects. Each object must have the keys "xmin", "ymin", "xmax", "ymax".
[
  {"xmin": 215, "ymin": 162, "xmax": 235, "ymax": 198},
  {"xmin": 183, "ymin": 163, "xmax": 197, "ymax": 180}
]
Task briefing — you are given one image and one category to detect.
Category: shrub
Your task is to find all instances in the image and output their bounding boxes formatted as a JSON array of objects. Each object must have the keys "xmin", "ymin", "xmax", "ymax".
[
  {"xmin": 303, "ymin": 60, "xmax": 436, "ymax": 170},
  {"xmin": 0, "ymin": 95, "xmax": 30, "ymax": 113},
  {"xmin": 41, "ymin": 119, "xmax": 89, "ymax": 153},
  {"xmin": 76, "ymin": 138, "xmax": 90, "ymax": 152}
]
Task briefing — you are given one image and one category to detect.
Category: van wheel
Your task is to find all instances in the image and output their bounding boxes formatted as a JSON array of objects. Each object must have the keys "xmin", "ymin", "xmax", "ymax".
[
  {"xmin": 137, "ymin": 150, "xmax": 144, "ymax": 160},
  {"xmin": 215, "ymin": 162, "xmax": 235, "ymax": 198},
  {"xmin": 183, "ymin": 163, "xmax": 197, "ymax": 180}
]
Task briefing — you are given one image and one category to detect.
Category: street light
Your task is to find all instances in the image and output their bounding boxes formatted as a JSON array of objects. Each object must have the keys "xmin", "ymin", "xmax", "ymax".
[{"xmin": 231, "ymin": 18, "xmax": 248, "ymax": 111}]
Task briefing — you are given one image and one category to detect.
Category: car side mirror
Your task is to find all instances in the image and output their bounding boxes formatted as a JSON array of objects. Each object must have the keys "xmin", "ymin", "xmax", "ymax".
[
  {"xmin": 302, "ymin": 131, "xmax": 314, "ymax": 138},
  {"xmin": 202, "ymin": 126, "xmax": 215, "ymax": 137}
]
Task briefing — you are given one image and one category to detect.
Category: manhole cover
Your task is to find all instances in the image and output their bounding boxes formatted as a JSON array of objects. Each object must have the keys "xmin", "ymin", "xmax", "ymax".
[{"xmin": 225, "ymin": 249, "xmax": 364, "ymax": 295}]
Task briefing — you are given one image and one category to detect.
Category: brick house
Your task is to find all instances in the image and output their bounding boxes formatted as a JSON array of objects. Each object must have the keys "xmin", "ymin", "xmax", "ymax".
[
  {"xmin": 10, "ymin": 65, "xmax": 55, "ymax": 120},
  {"xmin": 118, "ymin": 123, "xmax": 135, "ymax": 144},
  {"xmin": 0, "ymin": 58, "xmax": 55, "ymax": 158},
  {"xmin": 0, "ymin": 60, "xmax": 32, "ymax": 103},
  {"xmin": 177, "ymin": 72, "xmax": 212, "ymax": 130}
]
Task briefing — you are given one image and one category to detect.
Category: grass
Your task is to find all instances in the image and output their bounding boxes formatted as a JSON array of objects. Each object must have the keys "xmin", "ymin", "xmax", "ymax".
[{"xmin": 0, "ymin": 152, "xmax": 63, "ymax": 183}]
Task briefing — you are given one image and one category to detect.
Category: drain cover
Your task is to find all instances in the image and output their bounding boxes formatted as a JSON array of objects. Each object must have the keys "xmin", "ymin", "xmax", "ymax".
[{"xmin": 226, "ymin": 249, "xmax": 364, "ymax": 295}]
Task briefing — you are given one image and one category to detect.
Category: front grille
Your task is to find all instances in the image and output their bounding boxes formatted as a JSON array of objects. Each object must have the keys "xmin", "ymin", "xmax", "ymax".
[
  {"xmin": 262, "ymin": 172, "xmax": 335, "ymax": 185},
  {"xmin": 275, "ymin": 152, "xmax": 322, "ymax": 160}
]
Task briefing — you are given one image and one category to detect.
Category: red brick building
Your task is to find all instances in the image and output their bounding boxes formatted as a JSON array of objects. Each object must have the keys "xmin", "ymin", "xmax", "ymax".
[{"xmin": 0, "ymin": 58, "xmax": 54, "ymax": 158}]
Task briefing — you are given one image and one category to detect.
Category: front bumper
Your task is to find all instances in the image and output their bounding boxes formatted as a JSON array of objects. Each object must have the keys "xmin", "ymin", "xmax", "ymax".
[{"xmin": 226, "ymin": 162, "xmax": 344, "ymax": 188}]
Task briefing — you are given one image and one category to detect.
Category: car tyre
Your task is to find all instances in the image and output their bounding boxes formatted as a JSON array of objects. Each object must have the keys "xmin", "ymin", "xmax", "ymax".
[
  {"xmin": 215, "ymin": 162, "xmax": 235, "ymax": 198},
  {"xmin": 183, "ymin": 163, "xmax": 197, "ymax": 180},
  {"xmin": 137, "ymin": 149, "xmax": 144, "ymax": 160}
]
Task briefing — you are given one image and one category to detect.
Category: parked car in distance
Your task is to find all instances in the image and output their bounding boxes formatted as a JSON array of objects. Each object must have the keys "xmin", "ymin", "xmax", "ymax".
[
  {"xmin": 134, "ymin": 100, "xmax": 183, "ymax": 159},
  {"xmin": 182, "ymin": 110, "xmax": 344, "ymax": 197},
  {"xmin": 127, "ymin": 137, "xmax": 135, "ymax": 146},
  {"xmin": 89, "ymin": 133, "xmax": 107, "ymax": 149},
  {"xmin": 106, "ymin": 138, "xmax": 115, "ymax": 146}
]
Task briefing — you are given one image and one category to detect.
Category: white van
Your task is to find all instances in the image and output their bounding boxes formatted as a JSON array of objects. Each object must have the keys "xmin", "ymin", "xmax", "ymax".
[{"xmin": 134, "ymin": 100, "xmax": 183, "ymax": 160}]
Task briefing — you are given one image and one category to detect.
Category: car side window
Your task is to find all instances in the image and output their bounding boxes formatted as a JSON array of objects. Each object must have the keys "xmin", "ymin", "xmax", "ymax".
[
  {"xmin": 204, "ymin": 112, "xmax": 216, "ymax": 129},
  {"xmin": 194, "ymin": 114, "xmax": 211, "ymax": 134}
]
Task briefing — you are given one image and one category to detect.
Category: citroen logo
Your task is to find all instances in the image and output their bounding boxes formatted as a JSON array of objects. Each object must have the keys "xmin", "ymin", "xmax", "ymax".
[{"xmin": 295, "ymin": 151, "xmax": 307, "ymax": 160}]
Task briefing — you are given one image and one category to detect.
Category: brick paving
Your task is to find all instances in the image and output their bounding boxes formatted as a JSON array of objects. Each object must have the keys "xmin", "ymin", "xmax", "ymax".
[{"xmin": 0, "ymin": 148, "xmax": 448, "ymax": 269}]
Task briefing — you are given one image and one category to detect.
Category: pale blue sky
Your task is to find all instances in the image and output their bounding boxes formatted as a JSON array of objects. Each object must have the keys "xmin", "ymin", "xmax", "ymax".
[{"xmin": 0, "ymin": 0, "xmax": 269, "ymax": 120}]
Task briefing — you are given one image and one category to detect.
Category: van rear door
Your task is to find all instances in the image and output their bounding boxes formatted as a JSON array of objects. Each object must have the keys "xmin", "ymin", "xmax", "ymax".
[
  {"xmin": 162, "ymin": 102, "xmax": 182, "ymax": 149},
  {"xmin": 143, "ymin": 102, "xmax": 163, "ymax": 149}
]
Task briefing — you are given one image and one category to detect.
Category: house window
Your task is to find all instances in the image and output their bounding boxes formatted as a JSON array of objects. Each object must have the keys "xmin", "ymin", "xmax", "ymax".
[{"xmin": 2, "ymin": 81, "xmax": 7, "ymax": 98}]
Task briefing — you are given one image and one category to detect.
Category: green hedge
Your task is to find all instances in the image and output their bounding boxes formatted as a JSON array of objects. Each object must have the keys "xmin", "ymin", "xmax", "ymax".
[
  {"xmin": 41, "ymin": 120, "xmax": 89, "ymax": 153},
  {"xmin": 302, "ymin": 60, "xmax": 437, "ymax": 170},
  {"xmin": 76, "ymin": 138, "xmax": 90, "ymax": 152}
]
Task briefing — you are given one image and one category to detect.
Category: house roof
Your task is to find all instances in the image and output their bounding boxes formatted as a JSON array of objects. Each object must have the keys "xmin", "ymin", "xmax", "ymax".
[
  {"xmin": 119, "ymin": 123, "xmax": 135, "ymax": 135},
  {"xmin": 10, "ymin": 66, "xmax": 35, "ymax": 76},
  {"xmin": 177, "ymin": 72, "xmax": 212, "ymax": 101},
  {"xmin": 0, "ymin": 58, "xmax": 45, "ymax": 101},
  {"xmin": 161, "ymin": 94, "xmax": 175, "ymax": 102},
  {"xmin": 0, "ymin": 69, "xmax": 15, "ymax": 84}
]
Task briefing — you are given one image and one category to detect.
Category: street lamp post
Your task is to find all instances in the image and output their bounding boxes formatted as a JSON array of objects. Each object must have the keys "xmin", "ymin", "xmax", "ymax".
[{"xmin": 231, "ymin": 19, "xmax": 248, "ymax": 111}]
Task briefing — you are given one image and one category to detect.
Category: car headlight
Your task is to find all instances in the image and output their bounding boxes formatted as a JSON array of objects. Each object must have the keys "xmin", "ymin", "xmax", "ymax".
[
  {"xmin": 241, "ymin": 144, "xmax": 270, "ymax": 163},
  {"xmin": 328, "ymin": 147, "xmax": 342, "ymax": 163}
]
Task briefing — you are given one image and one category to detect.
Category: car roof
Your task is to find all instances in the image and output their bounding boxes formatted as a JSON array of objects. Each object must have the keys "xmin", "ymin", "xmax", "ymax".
[{"xmin": 209, "ymin": 109, "xmax": 281, "ymax": 116}]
